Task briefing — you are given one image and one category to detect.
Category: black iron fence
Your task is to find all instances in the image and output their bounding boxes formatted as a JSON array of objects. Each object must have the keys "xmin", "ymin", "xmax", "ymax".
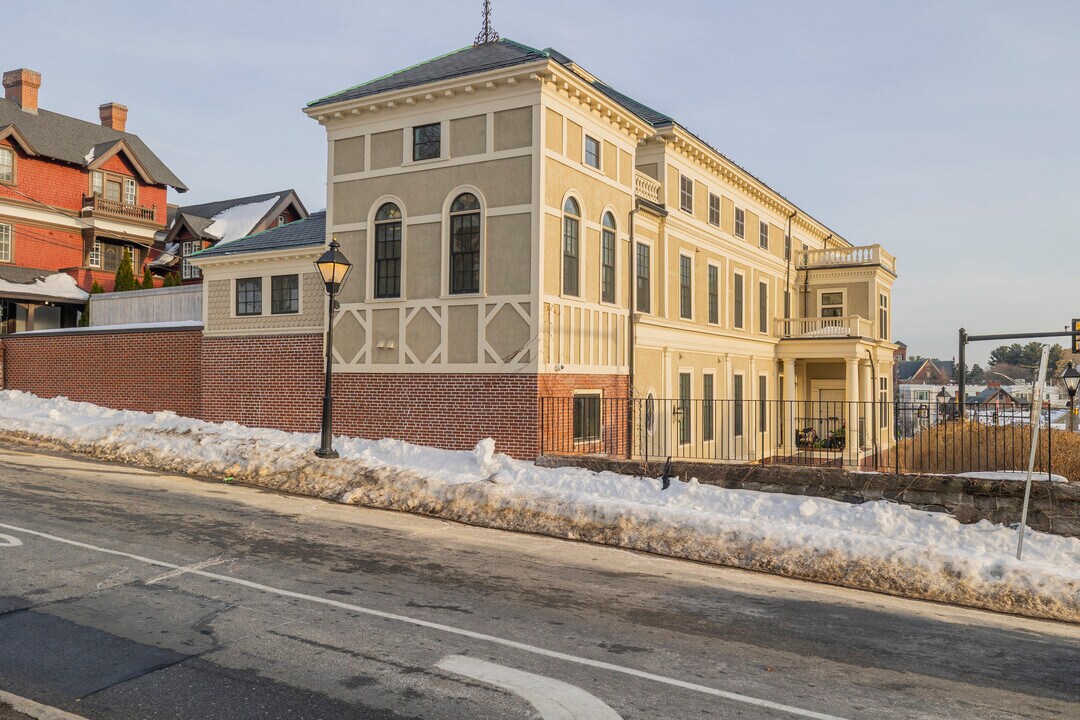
[{"xmin": 539, "ymin": 396, "xmax": 1067, "ymax": 478}]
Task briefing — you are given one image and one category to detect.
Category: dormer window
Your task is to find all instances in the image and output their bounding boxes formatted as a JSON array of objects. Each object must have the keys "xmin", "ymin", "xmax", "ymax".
[
  {"xmin": 105, "ymin": 179, "xmax": 121, "ymax": 203},
  {"xmin": 123, "ymin": 178, "xmax": 136, "ymax": 205},
  {"xmin": 277, "ymin": 214, "xmax": 287, "ymax": 227},
  {"xmin": 91, "ymin": 171, "xmax": 103, "ymax": 196},
  {"xmin": 0, "ymin": 147, "xmax": 13, "ymax": 183}
]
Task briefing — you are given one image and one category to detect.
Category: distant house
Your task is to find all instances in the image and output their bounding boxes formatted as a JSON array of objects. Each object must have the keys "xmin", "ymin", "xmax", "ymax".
[
  {"xmin": 0, "ymin": 67, "xmax": 185, "ymax": 332},
  {"xmin": 969, "ymin": 385, "xmax": 1020, "ymax": 408},
  {"xmin": 151, "ymin": 190, "xmax": 307, "ymax": 284},
  {"xmin": 897, "ymin": 357, "xmax": 954, "ymax": 386}
]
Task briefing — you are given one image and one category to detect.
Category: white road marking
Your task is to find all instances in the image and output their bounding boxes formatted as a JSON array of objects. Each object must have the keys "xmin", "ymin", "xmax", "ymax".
[
  {"xmin": 0, "ymin": 533, "xmax": 23, "ymax": 547},
  {"xmin": 0, "ymin": 689, "xmax": 89, "ymax": 720},
  {"xmin": 0, "ymin": 522, "xmax": 849, "ymax": 720},
  {"xmin": 437, "ymin": 654, "xmax": 623, "ymax": 719}
]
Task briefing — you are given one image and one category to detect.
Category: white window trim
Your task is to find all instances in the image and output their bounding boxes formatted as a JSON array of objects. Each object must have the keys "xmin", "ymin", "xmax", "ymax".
[
  {"xmin": 707, "ymin": 192, "xmax": 721, "ymax": 227},
  {"xmin": 598, "ymin": 209, "xmax": 619, "ymax": 308},
  {"xmin": 818, "ymin": 287, "xmax": 846, "ymax": 319},
  {"xmin": 405, "ymin": 122, "xmax": 446, "ymax": 166},
  {"xmin": 732, "ymin": 269, "xmax": 746, "ymax": 330},
  {"xmin": 583, "ymin": 134, "xmax": 602, "ymax": 172},
  {"xmin": 88, "ymin": 240, "xmax": 102, "ymax": 269},
  {"xmin": 0, "ymin": 147, "xmax": 14, "ymax": 183},
  {"xmin": 732, "ymin": 371, "xmax": 746, "ymax": 438},
  {"xmin": 230, "ymin": 273, "xmax": 304, "ymax": 318},
  {"xmin": 0, "ymin": 222, "xmax": 11, "ymax": 263},
  {"xmin": 123, "ymin": 177, "xmax": 137, "ymax": 206},
  {"xmin": 440, "ymin": 186, "xmax": 487, "ymax": 299},
  {"xmin": 558, "ymin": 192, "xmax": 584, "ymax": 301},
  {"xmin": 706, "ymin": 259, "xmax": 721, "ymax": 326},
  {"xmin": 368, "ymin": 195, "xmax": 409, "ymax": 302},
  {"xmin": 758, "ymin": 279, "xmax": 770, "ymax": 335},
  {"xmin": 734, "ymin": 206, "xmax": 745, "ymax": 239},
  {"xmin": 678, "ymin": 250, "xmax": 694, "ymax": 321},
  {"xmin": 702, "ymin": 369, "xmax": 717, "ymax": 444},
  {"xmin": 572, "ymin": 388, "xmax": 603, "ymax": 445},
  {"xmin": 676, "ymin": 368, "xmax": 693, "ymax": 447},
  {"xmin": 759, "ymin": 220, "xmax": 769, "ymax": 251},
  {"xmin": 679, "ymin": 174, "xmax": 693, "ymax": 214},
  {"xmin": 634, "ymin": 237, "xmax": 652, "ymax": 315}
]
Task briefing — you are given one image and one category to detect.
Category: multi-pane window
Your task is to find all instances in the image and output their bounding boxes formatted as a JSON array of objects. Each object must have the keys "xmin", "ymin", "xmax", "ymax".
[
  {"xmin": 759, "ymin": 220, "xmax": 769, "ymax": 250},
  {"xmin": 679, "ymin": 175, "xmax": 693, "ymax": 213},
  {"xmin": 562, "ymin": 197, "xmax": 580, "ymax": 296},
  {"xmin": 784, "ymin": 290, "xmax": 791, "ymax": 319},
  {"xmin": 374, "ymin": 202, "xmax": 402, "ymax": 298},
  {"xmin": 879, "ymin": 293, "xmax": 889, "ymax": 340},
  {"xmin": 105, "ymin": 180, "xmax": 122, "ymax": 203},
  {"xmin": 703, "ymin": 373, "xmax": 715, "ymax": 442},
  {"xmin": 277, "ymin": 215, "xmax": 287, "ymax": 227},
  {"xmin": 821, "ymin": 291, "xmax": 844, "ymax": 318},
  {"xmin": 734, "ymin": 207, "xmax": 745, "ymax": 238},
  {"xmin": 708, "ymin": 193, "xmax": 720, "ymax": 226},
  {"xmin": 759, "ymin": 281, "xmax": 768, "ymax": 333},
  {"xmin": 0, "ymin": 148, "xmax": 13, "ymax": 183},
  {"xmin": 181, "ymin": 241, "xmax": 200, "ymax": 279},
  {"xmin": 733, "ymin": 374, "xmax": 744, "ymax": 437},
  {"xmin": 127, "ymin": 246, "xmax": 139, "ymax": 271},
  {"xmin": 784, "ymin": 234, "xmax": 791, "ymax": 261},
  {"xmin": 679, "ymin": 255, "xmax": 692, "ymax": 319},
  {"xmin": 678, "ymin": 372, "xmax": 691, "ymax": 445},
  {"xmin": 573, "ymin": 393, "xmax": 601, "ymax": 442},
  {"xmin": 123, "ymin": 178, "xmax": 136, "ymax": 206},
  {"xmin": 236, "ymin": 277, "xmax": 262, "ymax": 316},
  {"xmin": 880, "ymin": 377, "xmax": 890, "ymax": 429},
  {"xmin": 707, "ymin": 265, "xmax": 719, "ymax": 324},
  {"xmin": 91, "ymin": 171, "xmax": 103, "ymax": 196},
  {"xmin": 584, "ymin": 135, "xmax": 600, "ymax": 169},
  {"xmin": 413, "ymin": 123, "xmax": 441, "ymax": 161},
  {"xmin": 449, "ymin": 193, "xmax": 481, "ymax": 294},
  {"xmin": 635, "ymin": 242, "xmax": 650, "ymax": 313},
  {"xmin": 600, "ymin": 213, "xmax": 616, "ymax": 304},
  {"xmin": 0, "ymin": 223, "xmax": 10, "ymax": 262},
  {"xmin": 759, "ymin": 375, "xmax": 768, "ymax": 432},
  {"xmin": 271, "ymin": 274, "xmax": 299, "ymax": 314},
  {"xmin": 89, "ymin": 240, "xmax": 102, "ymax": 269},
  {"xmin": 733, "ymin": 273, "xmax": 744, "ymax": 329}
]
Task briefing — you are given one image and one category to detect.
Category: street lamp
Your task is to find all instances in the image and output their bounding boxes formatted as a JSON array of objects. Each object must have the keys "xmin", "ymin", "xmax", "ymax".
[
  {"xmin": 313, "ymin": 238, "xmax": 353, "ymax": 459},
  {"xmin": 937, "ymin": 386, "xmax": 951, "ymax": 422},
  {"xmin": 1062, "ymin": 362, "xmax": 1080, "ymax": 432}
]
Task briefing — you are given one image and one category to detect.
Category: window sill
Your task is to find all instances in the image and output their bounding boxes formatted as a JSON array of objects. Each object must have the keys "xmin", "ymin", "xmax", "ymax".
[
  {"xmin": 404, "ymin": 155, "xmax": 448, "ymax": 168},
  {"xmin": 367, "ymin": 296, "xmax": 406, "ymax": 304},
  {"xmin": 441, "ymin": 292, "xmax": 486, "ymax": 300}
]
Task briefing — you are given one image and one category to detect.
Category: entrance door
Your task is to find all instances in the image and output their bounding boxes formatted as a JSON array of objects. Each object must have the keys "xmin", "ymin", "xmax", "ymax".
[{"xmin": 817, "ymin": 389, "xmax": 846, "ymax": 442}]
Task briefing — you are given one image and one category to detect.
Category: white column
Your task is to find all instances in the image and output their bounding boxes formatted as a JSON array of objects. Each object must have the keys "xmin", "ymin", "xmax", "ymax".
[
  {"xmin": 783, "ymin": 359, "xmax": 797, "ymax": 454},
  {"xmin": 859, "ymin": 360, "xmax": 873, "ymax": 449},
  {"xmin": 845, "ymin": 358, "xmax": 860, "ymax": 457}
]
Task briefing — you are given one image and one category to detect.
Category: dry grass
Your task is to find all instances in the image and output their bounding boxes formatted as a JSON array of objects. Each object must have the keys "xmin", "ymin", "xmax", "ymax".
[{"xmin": 894, "ymin": 421, "xmax": 1080, "ymax": 481}]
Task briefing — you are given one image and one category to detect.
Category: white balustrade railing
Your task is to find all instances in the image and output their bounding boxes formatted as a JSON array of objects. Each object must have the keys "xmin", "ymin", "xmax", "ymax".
[
  {"xmin": 634, "ymin": 170, "xmax": 661, "ymax": 204},
  {"xmin": 797, "ymin": 244, "xmax": 896, "ymax": 273},
  {"xmin": 776, "ymin": 315, "xmax": 875, "ymax": 339}
]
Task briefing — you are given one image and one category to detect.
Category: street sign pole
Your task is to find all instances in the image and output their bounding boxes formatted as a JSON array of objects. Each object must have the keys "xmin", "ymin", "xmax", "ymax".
[{"xmin": 1016, "ymin": 345, "xmax": 1050, "ymax": 561}]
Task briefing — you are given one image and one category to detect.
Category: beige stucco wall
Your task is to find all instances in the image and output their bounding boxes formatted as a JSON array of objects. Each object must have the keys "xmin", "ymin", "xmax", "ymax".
[
  {"xmin": 494, "ymin": 107, "xmax": 532, "ymax": 151},
  {"xmin": 449, "ymin": 114, "xmax": 486, "ymax": 157},
  {"xmin": 371, "ymin": 129, "xmax": 403, "ymax": 170},
  {"xmin": 334, "ymin": 136, "xmax": 365, "ymax": 175}
]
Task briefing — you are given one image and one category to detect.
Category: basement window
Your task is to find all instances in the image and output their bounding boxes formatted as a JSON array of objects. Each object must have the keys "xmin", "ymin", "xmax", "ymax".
[{"xmin": 573, "ymin": 393, "xmax": 601, "ymax": 442}]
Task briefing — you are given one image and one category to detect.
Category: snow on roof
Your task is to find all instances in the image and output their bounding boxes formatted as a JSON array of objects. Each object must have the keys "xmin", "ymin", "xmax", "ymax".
[
  {"xmin": 204, "ymin": 195, "xmax": 280, "ymax": 244},
  {"xmin": 0, "ymin": 272, "xmax": 88, "ymax": 302}
]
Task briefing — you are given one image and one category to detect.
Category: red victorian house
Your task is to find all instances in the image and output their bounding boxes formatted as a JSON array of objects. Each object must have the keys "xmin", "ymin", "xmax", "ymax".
[{"xmin": 0, "ymin": 68, "xmax": 186, "ymax": 333}]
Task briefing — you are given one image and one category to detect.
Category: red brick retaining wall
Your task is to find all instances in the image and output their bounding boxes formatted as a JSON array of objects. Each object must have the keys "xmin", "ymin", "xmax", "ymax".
[
  {"xmin": 2, "ymin": 328, "xmax": 629, "ymax": 460},
  {"xmin": 0, "ymin": 328, "xmax": 202, "ymax": 417}
]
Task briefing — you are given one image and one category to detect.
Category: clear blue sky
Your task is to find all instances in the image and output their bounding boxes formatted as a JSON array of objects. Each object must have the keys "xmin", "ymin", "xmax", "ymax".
[{"xmin": 9, "ymin": 1, "xmax": 1078, "ymax": 363}]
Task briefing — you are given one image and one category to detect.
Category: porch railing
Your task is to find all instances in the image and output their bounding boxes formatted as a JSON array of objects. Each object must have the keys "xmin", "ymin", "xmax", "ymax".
[
  {"xmin": 539, "ymin": 397, "xmax": 1066, "ymax": 478},
  {"xmin": 84, "ymin": 193, "xmax": 157, "ymax": 222},
  {"xmin": 797, "ymin": 244, "xmax": 896, "ymax": 273},
  {"xmin": 634, "ymin": 170, "xmax": 661, "ymax": 204},
  {"xmin": 776, "ymin": 315, "xmax": 875, "ymax": 339}
]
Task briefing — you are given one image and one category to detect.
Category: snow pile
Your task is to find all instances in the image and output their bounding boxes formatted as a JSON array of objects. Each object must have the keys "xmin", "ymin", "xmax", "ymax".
[
  {"xmin": 1, "ymin": 390, "xmax": 1078, "ymax": 622},
  {"xmin": 204, "ymin": 196, "xmax": 280, "ymax": 244},
  {"xmin": 0, "ymin": 273, "xmax": 88, "ymax": 302}
]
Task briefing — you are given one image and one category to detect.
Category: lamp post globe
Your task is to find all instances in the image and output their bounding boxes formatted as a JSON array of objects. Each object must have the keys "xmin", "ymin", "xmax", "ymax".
[
  {"xmin": 314, "ymin": 238, "xmax": 353, "ymax": 459},
  {"xmin": 937, "ymin": 386, "xmax": 951, "ymax": 422}
]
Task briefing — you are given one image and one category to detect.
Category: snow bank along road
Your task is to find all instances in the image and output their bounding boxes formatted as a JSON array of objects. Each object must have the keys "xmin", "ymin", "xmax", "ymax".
[
  {"xmin": 0, "ymin": 443, "xmax": 1078, "ymax": 719},
  {"xmin": 1, "ymin": 391, "xmax": 1078, "ymax": 623}
]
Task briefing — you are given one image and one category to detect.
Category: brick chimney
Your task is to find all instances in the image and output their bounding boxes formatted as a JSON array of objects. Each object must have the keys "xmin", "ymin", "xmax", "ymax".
[
  {"xmin": 3, "ymin": 68, "xmax": 41, "ymax": 114},
  {"xmin": 99, "ymin": 102, "xmax": 128, "ymax": 132}
]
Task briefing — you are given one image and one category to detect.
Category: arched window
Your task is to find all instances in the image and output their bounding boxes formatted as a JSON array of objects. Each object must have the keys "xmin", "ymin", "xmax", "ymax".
[
  {"xmin": 562, "ymin": 197, "xmax": 580, "ymax": 296},
  {"xmin": 373, "ymin": 202, "xmax": 402, "ymax": 299},
  {"xmin": 449, "ymin": 193, "xmax": 481, "ymax": 294},
  {"xmin": 645, "ymin": 393, "xmax": 655, "ymax": 434},
  {"xmin": 601, "ymin": 212, "xmax": 616, "ymax": 304}
]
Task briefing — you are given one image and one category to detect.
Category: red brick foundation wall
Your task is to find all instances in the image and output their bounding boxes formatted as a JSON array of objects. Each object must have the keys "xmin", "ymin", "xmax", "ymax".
[
  {"xmin": 199, "ymin": 334, "xmax": 324, "ymax": 432},
  {"xmin": 537, "ymin": 373, "xmax": 631, "ymax": 458},
  {"xmin": 0, "ymin": 328, "xmax": 201, "ymax": 416}
]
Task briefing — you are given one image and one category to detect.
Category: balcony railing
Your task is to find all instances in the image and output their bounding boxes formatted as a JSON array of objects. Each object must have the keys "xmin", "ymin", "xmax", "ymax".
[
  {"xmin": 797, "ymin": 244, "xmax": 896, "ymax": 273},
  {"xmin": 634, "ymin": 170, "xmax": 661, "ymax": 204},
  {"xmin": 777, "ymin": 315, "xmax": 875, "ymax": 339},
  {"xmin": 84, "ymin": 194, "xmax": 157, "ymax": 222}
]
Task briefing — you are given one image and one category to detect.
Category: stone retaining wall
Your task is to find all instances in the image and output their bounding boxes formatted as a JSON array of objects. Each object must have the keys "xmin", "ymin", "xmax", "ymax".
[{"xmin": 537, "ymin": 456, "xmax": 1080, "ymax": 538}]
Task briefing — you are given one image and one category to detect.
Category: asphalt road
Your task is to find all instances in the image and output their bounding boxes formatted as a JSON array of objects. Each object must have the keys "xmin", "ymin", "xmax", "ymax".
[{"xmin": 0, "ymin": 441, "xmax": 1078, "ymax": 720}]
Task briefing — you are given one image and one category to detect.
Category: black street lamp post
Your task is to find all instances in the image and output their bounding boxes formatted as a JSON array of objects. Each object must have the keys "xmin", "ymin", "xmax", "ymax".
[
  {"xmin": 936, "ymin": 386, "xmax": 951, "ymax": 423},
  {"xmin": 314, "ymin": 238, "xmax": 353, "ymax": 459},
  {"xmin": 1062, "ymin": 361, "xmax": 1080, "ymax": 433}
]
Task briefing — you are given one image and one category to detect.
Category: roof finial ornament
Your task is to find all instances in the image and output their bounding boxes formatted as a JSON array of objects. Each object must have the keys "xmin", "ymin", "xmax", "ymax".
[{"xmin": 474, "ymin": 0, "xmax": 500, "ymax": 46}]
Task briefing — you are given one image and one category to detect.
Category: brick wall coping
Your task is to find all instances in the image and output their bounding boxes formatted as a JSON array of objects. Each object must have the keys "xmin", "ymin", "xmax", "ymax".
[{"xmin": 8, "ymin": 321, "xmax": 203, "ymax": 338}]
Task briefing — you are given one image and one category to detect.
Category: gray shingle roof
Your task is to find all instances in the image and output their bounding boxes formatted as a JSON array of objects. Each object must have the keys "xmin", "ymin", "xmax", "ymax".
[
  {"xmin": 0, "ymin": 98, "xmax": 186, "ymax": 191},
  {"xmin": 175, "ymin": 190, "xmax": 288, "ymax": 223},
  {"xmin": 195, "ymin": 211, "xmax": 326, "ymax": 258},
  {"xmin": 0, "ymin": 265, "xmax": 64, "ymax": 284}
]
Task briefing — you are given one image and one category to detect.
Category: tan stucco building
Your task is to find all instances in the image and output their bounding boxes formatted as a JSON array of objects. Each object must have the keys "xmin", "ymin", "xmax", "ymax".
[{"xmin": 198, "ymin": 38, "xmax": 898, "ymax": 462}]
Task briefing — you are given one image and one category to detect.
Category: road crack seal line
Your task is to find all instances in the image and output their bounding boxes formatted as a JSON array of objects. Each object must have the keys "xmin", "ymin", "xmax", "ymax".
[{"xmin": 144, "ymin": 556, "xmax": 229, "ymax": 586}]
